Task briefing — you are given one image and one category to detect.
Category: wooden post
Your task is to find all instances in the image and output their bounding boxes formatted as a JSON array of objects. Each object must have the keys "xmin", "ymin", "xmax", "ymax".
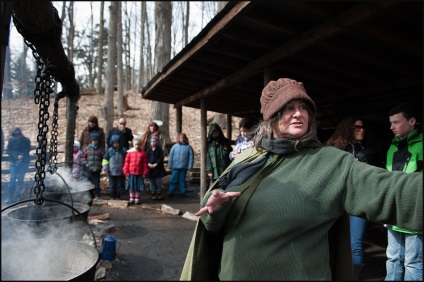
[
  {"xmin": 64, "ymin": 94, "xmax": 78, "ymax": 169},
  {"xmin": 200, "ymin": 98, "xmax": 207, "ymax": 206},
  {"xmin": 176, "ymin": 106, "xmax": 182, "ymax": 136},
  {"xmin": 227, "ymin": 113, "xmax": 232, "ymax": 141}
]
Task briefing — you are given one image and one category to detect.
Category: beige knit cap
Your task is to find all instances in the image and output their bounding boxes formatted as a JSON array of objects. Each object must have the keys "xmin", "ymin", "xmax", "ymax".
[{"xmin": 260, "ymin": 78, "xmax": 316, "ymax": 121}]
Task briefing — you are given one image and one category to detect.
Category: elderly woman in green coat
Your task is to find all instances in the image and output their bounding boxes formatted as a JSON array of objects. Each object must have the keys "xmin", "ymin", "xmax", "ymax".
[{"xmin": 181, "ymin": 78, "xmax": 422, "ymax": 281}]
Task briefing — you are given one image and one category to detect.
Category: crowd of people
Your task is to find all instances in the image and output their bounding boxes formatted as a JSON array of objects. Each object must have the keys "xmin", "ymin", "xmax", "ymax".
[{"xmin": 2, "ymin": 79, "xmax": 422, "ymax": 280}]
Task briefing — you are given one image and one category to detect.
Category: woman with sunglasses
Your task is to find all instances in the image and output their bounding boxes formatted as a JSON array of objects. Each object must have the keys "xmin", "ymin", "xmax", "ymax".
[{"xmin": 325, "ymin": 116, "xmax": 384, "ymax": 280}]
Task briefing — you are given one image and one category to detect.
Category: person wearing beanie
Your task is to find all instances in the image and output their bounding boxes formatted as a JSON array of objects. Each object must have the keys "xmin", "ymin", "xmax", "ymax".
[
  {"xmin": 81, "ymin": 132, "xmax": 105, "ymax": 199},
  {"xmin": 79, "ymin": 115, "xmax": 106, "ymax": 151},
  {"xmin": 123, "ymin": 139, "xmax": 148, "ymax": 205},
  {"xmin": 146, "ymin": 135, "xmax": 167, "ymax": 200},
  {"xmin": 181, "ymin": 78, "xmax": 422, "ymax": 281},
  {"xmin": 102, "ymin": 134, "xmax": 127, "ymax": 200},
  {"xmin": 72, "ymin": 140, "xmax": 83, "ymax": 181}
]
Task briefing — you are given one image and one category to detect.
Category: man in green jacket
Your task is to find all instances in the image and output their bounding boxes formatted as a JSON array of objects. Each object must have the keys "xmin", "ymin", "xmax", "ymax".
[{"xmin": 385, "ymin": 102, "xmax": 423, "ymax": 281}]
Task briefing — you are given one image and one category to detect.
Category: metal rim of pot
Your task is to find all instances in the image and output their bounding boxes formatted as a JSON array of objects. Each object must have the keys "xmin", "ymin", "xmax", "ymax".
[{"xmin": 1, "ymin": 198, "xmax": 98, "ymax": 250}]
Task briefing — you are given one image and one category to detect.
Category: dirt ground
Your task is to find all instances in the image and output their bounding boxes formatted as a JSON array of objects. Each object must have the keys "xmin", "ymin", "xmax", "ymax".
[{"xmin": 90, "ymin": 184, "xmax": 201, "ymax": 281}]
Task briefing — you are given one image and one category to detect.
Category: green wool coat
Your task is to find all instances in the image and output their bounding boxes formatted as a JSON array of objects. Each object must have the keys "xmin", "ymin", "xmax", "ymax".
[{"xmin": 181, "ymin": 146, "xmax": 422, "ymax": 281}]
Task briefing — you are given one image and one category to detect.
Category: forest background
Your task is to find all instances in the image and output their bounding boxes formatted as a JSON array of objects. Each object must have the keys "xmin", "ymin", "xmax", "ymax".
[{"xmin": 1, "ymin": 1, "xmax": 241, "ymax": 173}]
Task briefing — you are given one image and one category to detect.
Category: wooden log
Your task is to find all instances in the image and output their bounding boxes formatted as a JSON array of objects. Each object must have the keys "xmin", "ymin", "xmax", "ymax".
[{"xmin": 87, "ymin": 213, "xmax": 110, "ymax": 221}]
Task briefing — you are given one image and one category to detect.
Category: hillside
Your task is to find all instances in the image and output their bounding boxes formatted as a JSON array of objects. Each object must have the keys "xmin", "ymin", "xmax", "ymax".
[{"xmin": 1, "ymin": 90, "xmax": 241, "ymax": 181}]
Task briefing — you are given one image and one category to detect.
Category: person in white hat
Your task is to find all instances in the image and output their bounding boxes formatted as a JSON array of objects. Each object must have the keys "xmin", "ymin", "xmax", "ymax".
[{"xmin": 72, "ymin": 141, "xmax": 83, "ymax": 180}]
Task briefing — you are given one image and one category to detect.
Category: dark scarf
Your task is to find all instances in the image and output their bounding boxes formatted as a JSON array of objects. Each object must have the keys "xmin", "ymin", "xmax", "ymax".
[{"xmin": 215, "ymin": 137, "xmax": 320, "ymax": 191}]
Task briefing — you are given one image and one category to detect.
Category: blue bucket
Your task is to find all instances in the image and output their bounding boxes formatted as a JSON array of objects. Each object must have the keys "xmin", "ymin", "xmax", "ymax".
[{"xmin": 101, "ymin": 236, "xmax": 121, "ymax": 261}]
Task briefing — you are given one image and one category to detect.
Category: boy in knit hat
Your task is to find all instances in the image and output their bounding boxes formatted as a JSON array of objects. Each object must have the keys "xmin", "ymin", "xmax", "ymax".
[{"xmin": 81, "ymin": 133, "xmax": 105, "ymax": 199}]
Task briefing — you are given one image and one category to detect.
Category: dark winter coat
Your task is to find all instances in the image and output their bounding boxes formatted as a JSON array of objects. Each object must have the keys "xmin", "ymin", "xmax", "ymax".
[
  {"xmin": 81, "ymin": 144, "xmax": 105, "ymax": 172},
  {"xmin": 79, "ymin": 126, "xmax": 106, "ymax": 151},
  {"xmin": 146, "ymin": 146, "xmax": 167, "ymax": 178},
  {"xmin": 102, "ymin": 146, "xmax": 127, "ymax": 176},
  {"xmin": 107, "ymin": 127, "xmax": 134, "ymax": 150},
  {"xmin": 6, "ymin": 128, "xmax": 31, "ymax": 166},
  {"xmin": 206, "ymin": 123, "xmax": 232, "ymax": 179}
]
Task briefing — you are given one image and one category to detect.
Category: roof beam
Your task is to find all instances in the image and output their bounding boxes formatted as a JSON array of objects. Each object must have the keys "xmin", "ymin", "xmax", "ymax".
[
  {"xmin": 142, "ymin": 1, "xmax": 252, "ymax": 98},
  {"xmin": 174, "ymin": 1, "xmax": 401, "ymax": 108}
]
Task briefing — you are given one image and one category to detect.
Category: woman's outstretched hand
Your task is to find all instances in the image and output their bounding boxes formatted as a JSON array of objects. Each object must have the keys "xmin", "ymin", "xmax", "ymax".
[{"xmin": 194, "ymin": 190, "xmax": 241, "ymax": 216}]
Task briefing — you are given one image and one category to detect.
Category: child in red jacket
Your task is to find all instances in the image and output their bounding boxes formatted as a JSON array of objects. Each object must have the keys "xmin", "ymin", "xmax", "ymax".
[{"xmin": 123, "ymin": 139, "xmax": 148, "ymax": 204}]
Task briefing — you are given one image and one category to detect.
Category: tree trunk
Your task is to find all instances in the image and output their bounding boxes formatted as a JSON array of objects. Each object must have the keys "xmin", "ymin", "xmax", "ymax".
[
  {"xmin": 136, "ymin": 2, "xmax": 145, "ymax": 94},
  {"xmin": 185, "ymin": 1, "xmax": 189, "ymax": 46},
  {"xmin": 117, "ymin": 2, "xmax": 123, "ymax": 117},
  {"xmin": 96, "ymin": 1, "xmax": 104, "ymax": 94},
  {"xmin": 67, "ymin": 2, "xmax": 74, "ymax": 62},
  {"xmin": 125, "ymin": 4, "xmax": 131, "ymax": 91},
  {"xmin": 152, "ymin": 1, "xmax": 172, "ymax": 144},
  {"xmin": 88, "ymin": 1, "xmax": 95, "ymax": 89},
  {"xmin": 146, "ymin": 3, "xmax": 152, "ymax": 81},
  {"xmin": 105, "ymin": 2, "xmax": 118, "ymax": 133}
]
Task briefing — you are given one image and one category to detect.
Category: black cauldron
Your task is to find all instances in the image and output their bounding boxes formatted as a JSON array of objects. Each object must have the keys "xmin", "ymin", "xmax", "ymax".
[
  {"xmin": 3, "ymin": 202, "xmax": 90, "ymax": 240},
  {"xmin": 1, "ymin": 239, "xmax": 99, "ymax": 281}
]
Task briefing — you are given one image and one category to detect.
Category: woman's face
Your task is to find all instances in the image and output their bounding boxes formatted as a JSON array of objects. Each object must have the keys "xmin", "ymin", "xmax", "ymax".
[
  {"xmin": 273, "ymin": 99, "xmax": 309, "ymax": 140},
  {"xmin": 149, "ymin": 125, "xmax": 155, "ymax": 133},
  {"xmin": 353, "ymin": 120, "xmax": 365, "ymax": 141}
]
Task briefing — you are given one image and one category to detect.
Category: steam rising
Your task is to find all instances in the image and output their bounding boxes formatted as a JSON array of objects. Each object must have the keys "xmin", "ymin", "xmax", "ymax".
[{"xmin": 1, "ymin": 167, "xmax": 99, "ymax": 280}]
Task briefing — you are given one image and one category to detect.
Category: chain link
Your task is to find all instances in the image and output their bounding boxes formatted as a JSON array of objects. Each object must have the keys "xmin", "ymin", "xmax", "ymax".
[{"xmin": 13, "ymin": 15, "xmax": 58, "ymax": 205}]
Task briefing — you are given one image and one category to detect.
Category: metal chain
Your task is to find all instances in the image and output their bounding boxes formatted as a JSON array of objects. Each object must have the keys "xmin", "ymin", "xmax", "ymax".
[{"xmin": 13, "ymin": 15, "xmax": 57, "ymax": 205}]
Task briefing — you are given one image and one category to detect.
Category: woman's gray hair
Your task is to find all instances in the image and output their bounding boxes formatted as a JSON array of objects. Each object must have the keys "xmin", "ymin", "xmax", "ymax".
[{"xmin": 253, "ymin": 105, "xmax": 317, "ymax": 150}]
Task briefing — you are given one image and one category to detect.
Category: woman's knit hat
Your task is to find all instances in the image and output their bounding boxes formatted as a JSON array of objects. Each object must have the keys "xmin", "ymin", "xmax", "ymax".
[{"xmin": 260, "ymin": 78, "xmax": 316, "ymax": 121}]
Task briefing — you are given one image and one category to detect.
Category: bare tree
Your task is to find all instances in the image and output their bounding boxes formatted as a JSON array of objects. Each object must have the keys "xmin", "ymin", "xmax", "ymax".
[
  {"xmin": 117, "ymin": 1, "xmax": 124, "ymax": 117},
  {"xmin": 136, "ymin": 1, "xmax": 146, "ymax": 94},
  {"xmin": 124, "ymin": 2, "xmax": 132, "ymax": 91},
  {"xmin": 96, "ymin": 1, "xmax": 104, "ymax": 94},
  {"xmin": 152, "ymin": 1, "xmax": 172, "ymax": 144},
  {"xmin": 185, "ymin": 1, "xmax": 190, "ymax": 46},
  {"xmin": 88, "ymin": 1, "xmax": 95, "ymax": 89},
  {"xmin": 66, "ymin": 1, "xmax": 74, "ymax": 62},
  {"xmin": 145, "ymin": 3, "xmax": 152, "ymax": 81},
  {"xmin": 104, "ymin": 1, "xmax": 118, "ymax": 134}
]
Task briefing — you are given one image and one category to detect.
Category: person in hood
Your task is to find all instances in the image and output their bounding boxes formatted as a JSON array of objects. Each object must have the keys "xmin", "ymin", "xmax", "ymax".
[
  {"xmin": 102, "ymin": 134, "xmax": 127, "ymax": 200},
  {"xmin": 6, "ymin": 127, "xmax": 31, "ymax": 202},
  {"xmin": 72, "ymin": 141, "xmax": 83, "ymax": 181},
  {"xmin": 181, "ymin": 78, "xmax": 422, "ymax": 281},
  {"xmin": 79, "ymin": 115, "xmax": 106, "ymax": 151},
  {"xmin": 81, "ymin": 132, "xmax": 105, "ymax": 199},
  {"xmin": 206, "ymin": 123, "xmax": 232, "ymax": 187}
]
